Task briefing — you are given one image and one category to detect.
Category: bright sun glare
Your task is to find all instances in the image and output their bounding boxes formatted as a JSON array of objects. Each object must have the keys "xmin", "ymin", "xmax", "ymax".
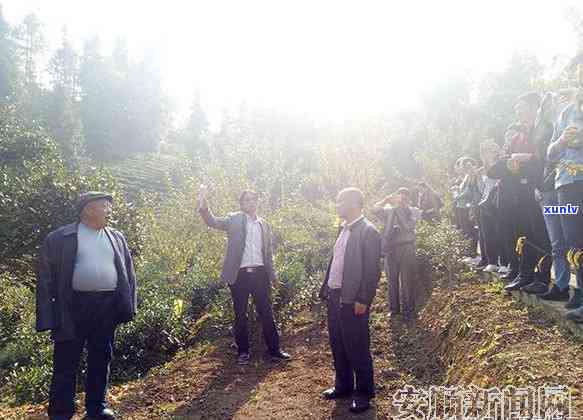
[{"xmin": 3, "ymin": 0, "xmax": 580, "ymax": 122}]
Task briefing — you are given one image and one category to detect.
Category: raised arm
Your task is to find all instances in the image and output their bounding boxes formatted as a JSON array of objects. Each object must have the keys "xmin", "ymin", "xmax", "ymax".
[
  {"xmin": 198, "ymin": 195, "xmax": 231, "ymax": 231},
  {"xmin": 371, "ymin": 196, "xmax": 393, "ymax": 220},
  {"xmin": 547, "ymin": 120, "xmax": 575, "ymax": 163}
]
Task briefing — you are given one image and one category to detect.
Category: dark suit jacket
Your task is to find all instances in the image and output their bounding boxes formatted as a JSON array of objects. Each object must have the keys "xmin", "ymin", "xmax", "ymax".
[
  {"xmin": 36, "ymin": 223, "xmax": 137, "ymax": 341},
  {"xmin": 319, "ymin": 217, "xmax": 381, "ymax": 306}
]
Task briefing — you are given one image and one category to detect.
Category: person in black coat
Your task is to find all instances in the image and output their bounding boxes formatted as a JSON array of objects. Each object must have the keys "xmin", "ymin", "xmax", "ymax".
[
  {"xmin": 486, "ymin": 93, "xmax": 551, "ymax": 293},
  {"xmin": 319, "ymin": 187, "xmax": 381, "ymax": 414},
  {"xmin": 36, "ymin": 192, "xmax": 137, "ymax": 420}
]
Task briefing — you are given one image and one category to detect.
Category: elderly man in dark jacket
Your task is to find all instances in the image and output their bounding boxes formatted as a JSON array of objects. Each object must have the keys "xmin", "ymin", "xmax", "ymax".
[
  {"xmin": 319, "ymin": 187, "xmax": 381, "ymax": 414},
  {"xmin": 36, "ymin": 192, "xmax": 137, "ymax": 420}
]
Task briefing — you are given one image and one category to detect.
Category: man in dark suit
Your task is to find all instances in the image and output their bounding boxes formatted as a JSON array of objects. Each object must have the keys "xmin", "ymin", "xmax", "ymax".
[
  {"xmin": 36, "ymin": 192, "xmax": 137, "ymax": 420},
  {"xmin": 198, "ymin": 188, "xmax": 290, "ymax": 365},
  {"xmin": 319, "ymin": 187, "xmax": 381, "ymax": 414}
]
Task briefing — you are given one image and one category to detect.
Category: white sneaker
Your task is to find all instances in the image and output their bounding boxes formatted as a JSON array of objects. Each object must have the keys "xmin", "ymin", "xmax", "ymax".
[
  {"xmin": 483, "ymin": 264, "xmax": 499, "ymax": 272},
  {"xmin": 469, "ymin": 256, "xmax": 483, "ymax": 265},
  {"xmin": 498, "ymin": 265, "xmax": 510, "ymax": 274},
  {"xmin": 461, "ymin": 256, "xmax": 474, "ymax": 263}
]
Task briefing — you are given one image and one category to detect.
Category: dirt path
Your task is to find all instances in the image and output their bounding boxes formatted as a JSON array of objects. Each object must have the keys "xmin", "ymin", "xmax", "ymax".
[{"xmin": 3, "ymin": 278, "xmax": 583, "ymax": 419}]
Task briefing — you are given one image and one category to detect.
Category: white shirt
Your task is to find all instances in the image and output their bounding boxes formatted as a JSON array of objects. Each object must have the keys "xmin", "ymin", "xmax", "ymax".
[
  {"xmin": 327, "ymin": 215, "xmax": 364, "ymax": 289},
  {"xmin": 240, "ymin": 214, "xmax": 264, "ymax": 268},
  {"xmin": 72, "ymin": 223, "xmax": 118, "ymax": 291}
]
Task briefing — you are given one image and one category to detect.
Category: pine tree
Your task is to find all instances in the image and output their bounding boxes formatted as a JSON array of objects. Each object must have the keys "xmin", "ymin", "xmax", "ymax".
[
  {"xmin": 182, "ymin": 92, "xmax": 209, "ymax": 155},
  {"xmin": 79, "ymin": 36, "xmax": 117, "ymax": 160},
  {"xmin": 14, "ymin": 13, "xmax": 46, "ymax": 119},
  {"xmin": 46, "ymin": 27, "xmax": 84, "ymax": 166},
  {"xmin": 0, "ymin": 5, "xmax": 20, "ymax": 103},
  {"xmin": 126, "ymin": 50, "xmax": 169, "ymax": 156}
]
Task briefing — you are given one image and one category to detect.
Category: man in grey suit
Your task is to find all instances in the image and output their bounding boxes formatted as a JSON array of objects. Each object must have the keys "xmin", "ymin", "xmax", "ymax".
[
  {"xmin": 198, "ymin": 189, "xmax": 290, "ymax": 365},
  {"xmin": 319, "ymin": 187, "xmax": 381, "ymax": 414}
]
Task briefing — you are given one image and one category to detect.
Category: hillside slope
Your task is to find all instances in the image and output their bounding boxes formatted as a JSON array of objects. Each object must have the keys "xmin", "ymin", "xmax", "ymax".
[{"xmin": 2, "ymin": 277, "xmax": 582, "ymax": 419}]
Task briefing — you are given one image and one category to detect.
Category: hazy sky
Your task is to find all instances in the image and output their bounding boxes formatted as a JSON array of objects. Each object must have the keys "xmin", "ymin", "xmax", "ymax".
[{"xmin": 2, "ymin": 1, "xmax": 582, "ymax": 123}]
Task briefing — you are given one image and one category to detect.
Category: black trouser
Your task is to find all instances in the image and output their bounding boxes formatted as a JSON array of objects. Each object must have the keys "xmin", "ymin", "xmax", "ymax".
[
  {"xmin": 501, "ymin": 191, "xmax": 551, "ymax": 277},
  {"xmin": 558, "ymin": 181, "xmax": 583, "ymax": 288},
  {"xmin": 500, "ymin": 202, "xmax": 520, "ymax": 272},
  {"xmin": 229, "ymin": 267, "xmax": 279, "ymax": 354},
  {"xmin": 517, "ymin": 200, "xmax": 551, "ymax": 278},
  {"xmin": 48, "ymin": 291, "xmax": 118, "ymax": 418},
  {"xmin": 458, "ymin": 207, "xmax": 479, "ymax": 256},
  {"xmin": 385, "ymin": 244, "xmax": 417, "ymax": 316},
  {"xmin": 478, "ymin": 207, "xmax": 501, "ymax": 265},
  {"xmin": 327, "ymin": 288, "xmax": 375, "ymax": 398}
]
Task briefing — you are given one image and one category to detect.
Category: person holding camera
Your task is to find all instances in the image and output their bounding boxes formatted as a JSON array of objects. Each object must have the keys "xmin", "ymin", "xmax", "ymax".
[
  {"xmin": 373, "ymin": 187, "xmax": 422, "ymax": 320},
  {"xmin": 487, "ymin": 93, "xmax": 551, "ymax": 294}
]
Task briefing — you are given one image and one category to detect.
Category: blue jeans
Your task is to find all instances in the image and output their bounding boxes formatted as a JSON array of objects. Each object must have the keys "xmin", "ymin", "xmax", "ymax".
[
  {"xmin": 557, "ymin": 181, "xmax": 583, "ymax": 289},
  {"xmin": 541, "ymin": 191, "xmax": 571, "ymax": 290}
]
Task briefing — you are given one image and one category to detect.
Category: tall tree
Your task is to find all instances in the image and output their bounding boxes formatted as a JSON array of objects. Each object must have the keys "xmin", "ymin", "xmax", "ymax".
[
  {"xmin": 79, "ymin": 36, "xmax": 116, "ymax": 160},
  {"xmin": 79, "ymin": 39, "xmax": 169, "ymax": 160},
  {"xmin": 178, "ymin": 92, "xmax": 209, "ymax": 156},
  {"xmin": 46, "ymin": 27, "xmax": 84, "ymax": 165},
  {"xmin": 0, "ymin": 5, "xmax": 20, "ymax": 103},
  {"xmin": 126, "ymin": 50, "xmax": 169, "ymax": 155},
  {"xmin": 14, "ymin": 14, "xmax": 45, "ymax": 92},
  {"xmin": 48, "ymin": 27, "xmax": 79, "ymax": 99},
  {"xmin": 14, "ymin": 13, "xmax": 46, "ymax": 120},
  {"xmin": 477, "ymin": 52, "xmax": 543, "ymax": 141}
]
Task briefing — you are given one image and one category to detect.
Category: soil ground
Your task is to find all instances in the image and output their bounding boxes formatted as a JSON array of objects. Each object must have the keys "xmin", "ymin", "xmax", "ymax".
[{"xmin": 2, "ymin": 276, "xmax": 582, "ymax": 419}]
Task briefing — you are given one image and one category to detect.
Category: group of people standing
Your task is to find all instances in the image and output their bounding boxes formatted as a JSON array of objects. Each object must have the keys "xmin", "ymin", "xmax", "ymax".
[
  {"xmin": 452, "ymin": 54, "xmax": 583, "ymax": 324},
  {"xmin": 28, "ymin": 54, "xmax": 583, "ymax": 420},
  {"xmin": 36, "ymin": 181, "xmax": 427, "ymax": 418},
  {"xmin": 198, "ymin": 185, "xmax": 425, "ymax": 414}
]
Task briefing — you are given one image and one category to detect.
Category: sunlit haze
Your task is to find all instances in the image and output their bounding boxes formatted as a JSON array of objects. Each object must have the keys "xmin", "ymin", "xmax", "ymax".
[{"xmin": 3, "ymin": 0, "xmax": 582, "ymax": 124}]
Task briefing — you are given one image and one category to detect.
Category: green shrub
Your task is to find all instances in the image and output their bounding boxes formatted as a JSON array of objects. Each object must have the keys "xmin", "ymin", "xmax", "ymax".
[
  {"xmin": 0, "ymin": 131, "xmax": 470, "ymax": 406},
  {"xmin": 269, "ymin": 200, "xmax": 336, "ymax": 320},
  {"xmin": 5, "ymin": 363, "xmax": 52, "ymax": 405},
  {"xmin": 112, "ymin": 288, "xmax": 189, "ymax": 380},
  {"xmin": 0, "ymin": 273, "xmax": 34, "ymax": 349},
  {"xmin": 0, "ymin": 289, "xmax": 52, "ymax": 405},
  {"xmin": 416, "ymin": 218, "xmax": 471, "ymax": 285}
]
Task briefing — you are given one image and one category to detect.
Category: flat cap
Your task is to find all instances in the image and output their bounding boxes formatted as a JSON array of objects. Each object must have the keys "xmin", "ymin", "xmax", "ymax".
[{"xmin": 77, "ymin": 191, "xmax": 113, "ymax": 214}]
